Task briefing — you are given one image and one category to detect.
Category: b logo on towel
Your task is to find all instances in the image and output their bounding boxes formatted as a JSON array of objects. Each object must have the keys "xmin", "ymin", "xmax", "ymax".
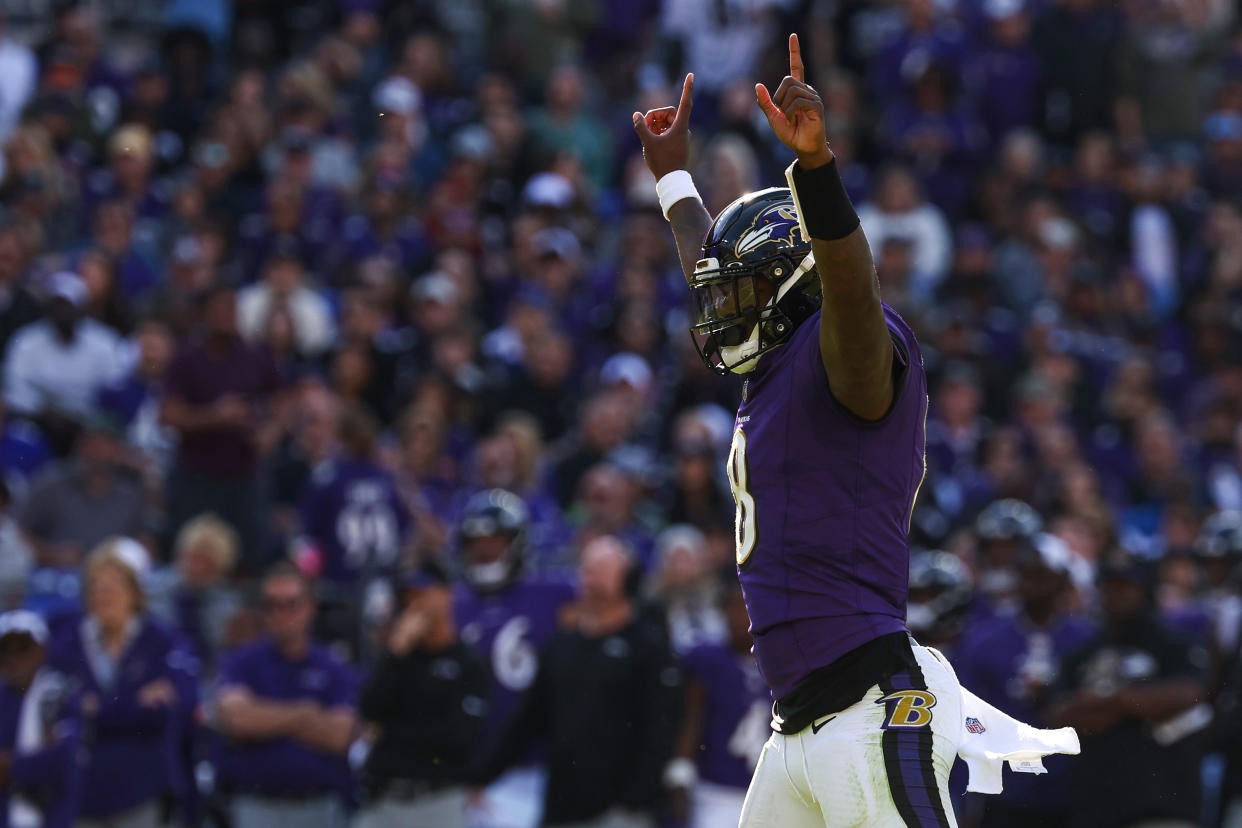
[{"xmin": 878, "ymin": 689, "xmax": 937, "ymax": 729}]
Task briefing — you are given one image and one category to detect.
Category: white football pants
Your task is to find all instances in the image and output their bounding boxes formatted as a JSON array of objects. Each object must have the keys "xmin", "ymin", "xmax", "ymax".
[{"xmin": 739, "ymin": 644, "xmax": 960, "ymax": 828}]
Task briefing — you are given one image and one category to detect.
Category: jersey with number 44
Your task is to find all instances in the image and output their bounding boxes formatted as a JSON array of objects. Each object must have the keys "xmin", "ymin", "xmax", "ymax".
[
  {"xmin": 727, "ymin": 305, "xmax": 927, "ymax": 700},
  {"xmin": 456, "ymin": 576, "xmax": 576, "ymax": 750}
]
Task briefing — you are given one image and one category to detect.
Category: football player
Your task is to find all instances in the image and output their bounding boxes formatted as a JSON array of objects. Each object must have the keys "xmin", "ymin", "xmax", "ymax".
[
  {"xmin": 454, "ymin": 489, "xmax": 575, "ymax": 828},
  {"xmin": 634, "ymin": 34, "xmax": 1076, "ymax": 827},
  {"xmin": 671, "ymin": 579, "xmax": 770, "ymax": 828}
]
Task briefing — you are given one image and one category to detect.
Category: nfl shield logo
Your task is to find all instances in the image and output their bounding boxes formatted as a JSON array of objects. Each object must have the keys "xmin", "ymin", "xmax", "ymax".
[{"xmin": 965, "ymin": 717, "xmax": 986, "ymax": 734}]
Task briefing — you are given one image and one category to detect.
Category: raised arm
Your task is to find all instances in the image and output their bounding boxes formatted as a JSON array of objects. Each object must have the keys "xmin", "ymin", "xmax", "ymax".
[
  {"xmin": 633, "ymin": 74, "xmax": 713, "ymax": 285},
  {"xmin": 756, "ymin": 35, "xmax": 895, "ymax": 421}
]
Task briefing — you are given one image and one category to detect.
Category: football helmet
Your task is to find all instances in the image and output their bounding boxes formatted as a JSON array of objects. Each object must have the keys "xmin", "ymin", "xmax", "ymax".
[
  {"xmin": 1195, "ymin": 510, "xmax": 1242, "ymax": 559},
  {"xmin": 907, "ymin": 550, "xmax": 973, "ymax": 642},
  {"xmin": 975, "ymin": 499, "xmax": 1043, "ymax": 543},
  {"xmin": 458, "ymin": 488, "xmax": 529, "ymax": 592},
  {"xmin": 690, "ymin": 187, "xmax": 822, "ymax": 374}
]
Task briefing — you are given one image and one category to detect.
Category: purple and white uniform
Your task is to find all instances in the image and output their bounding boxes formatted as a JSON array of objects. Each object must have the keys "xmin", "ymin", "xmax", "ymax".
[
  {"xmin": 682, "ymin": 643, "xmax": 769, "ymax": 828},
  {"xmin": 730, "ymin": 304, "xmax": 965, "ymax": 828},
  {"xmin": 299, "ymin": 458, "xmax": 410, "ymax": 586},
  {"xmin": 457, "ymin": 576, "xmax": 575, "ymax": 828},
  {"xmin": 455, "ymin": 576, "xmax": 575, "ymax": 748},
  {"xmin": 683, "ymin": 643, "xmax": 770, "ymax": 789}
]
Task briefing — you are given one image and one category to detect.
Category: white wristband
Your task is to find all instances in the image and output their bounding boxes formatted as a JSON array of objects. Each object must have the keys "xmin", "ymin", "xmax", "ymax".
[{"xmin": 656, "ymin": 170, "xmax": 702, "ymax": 220}]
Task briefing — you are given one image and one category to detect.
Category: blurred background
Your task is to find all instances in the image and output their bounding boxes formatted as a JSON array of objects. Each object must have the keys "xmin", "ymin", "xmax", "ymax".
[{"xmin": 0, "ymin": 0, "xmax": 1240, "ymax": 827}]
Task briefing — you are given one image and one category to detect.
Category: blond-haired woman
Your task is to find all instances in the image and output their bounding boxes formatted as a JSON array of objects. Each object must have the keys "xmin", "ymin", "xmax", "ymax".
[
  {"xmin": 148, "ymin": 513, "xmax": 243, "ymax": 671},
  {"xmin": 46, "ymin": 539, "xmax": 198, "ymax": 828}
]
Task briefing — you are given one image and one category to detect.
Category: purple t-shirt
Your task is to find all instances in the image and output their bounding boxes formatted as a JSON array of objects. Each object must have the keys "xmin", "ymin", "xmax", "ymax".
[
  {"xmin": 164, "ymin": 337, "xmax": 280, "ymax": 479},
  {"xmin": 732, "ymin": 305, "xmax": 928, "ymax": 699},
  {"xmin": 681, "ymin": 644, "xmax": 769, "ymax": 789},
  {"xmin": 213, "ymin": 638, "xmax": 356, "ymax": 797}
]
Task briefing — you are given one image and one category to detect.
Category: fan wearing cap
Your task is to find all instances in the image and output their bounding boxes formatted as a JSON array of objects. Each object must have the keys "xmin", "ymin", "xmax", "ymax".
[
  {"xmin": 356, "ymin": 558, "xmax": 488, "ymax": 828},
  {"xmin": 0, "ymin": 610, "xmax": 82, "ymax": 828},
  {"xmin": 372, "ymin": 75, "xmax": 444, "ymax": 188},
  {"xmin": 3, "ymin": 270, "xmax": 126, "ymax": 445},
  {"xmin": 454, "ymin": 489, "xmax": 574, "ymax": 828},
  {"xmin": 953, "ymin": 536, "xmax": 1095, "ymax": 827},
  {"xmin": 1049, "ymin": 554, "xmax": 1208, "ymax": 828}
]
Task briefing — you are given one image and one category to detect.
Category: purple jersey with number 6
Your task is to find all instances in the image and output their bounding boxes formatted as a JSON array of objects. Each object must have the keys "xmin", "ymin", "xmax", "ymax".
[
  {"xmin": 728, "ymin": 304, "xmax": 927, "ymax": 699},
  {"xmin": 455, "ymin": 576, "xmax": 576, "ymax": 748}
]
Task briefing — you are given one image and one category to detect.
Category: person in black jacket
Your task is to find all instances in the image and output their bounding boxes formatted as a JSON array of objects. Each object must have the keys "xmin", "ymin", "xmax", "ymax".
[
  {"xmin": 476, "ymin": 535, "xmax": 683, "ymax": 828},
  {"xmin": 356, "ymin": 558, "xmax": 489, "ymax": 828}
]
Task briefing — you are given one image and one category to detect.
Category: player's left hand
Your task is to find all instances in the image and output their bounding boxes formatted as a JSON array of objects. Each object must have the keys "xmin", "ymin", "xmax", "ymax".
[{"xmin": 756, "ymin": 34, "xmax": 833, "ymax": 170}]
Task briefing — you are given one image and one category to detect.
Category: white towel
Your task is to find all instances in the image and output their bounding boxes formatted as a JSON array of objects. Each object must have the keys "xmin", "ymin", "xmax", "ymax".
[
  {"xmin": 921, "ymin": 645, "xmax": 1080, "ymax": 796},
  {"xmin": 10, "ymin": 668, "xmax": 59, "ymax": 828},
  {"xmin": 957, "ymin": 687, "xmax": 1081, "ymax": 795}
]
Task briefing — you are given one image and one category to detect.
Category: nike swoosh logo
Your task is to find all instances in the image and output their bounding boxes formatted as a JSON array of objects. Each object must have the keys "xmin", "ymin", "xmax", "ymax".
[{"xmin": 811, "ymin": 715, "xmax": 836, "ymax": 734}]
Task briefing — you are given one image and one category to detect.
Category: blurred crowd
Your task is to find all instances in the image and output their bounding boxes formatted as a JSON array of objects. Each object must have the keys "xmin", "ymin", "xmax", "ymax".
[{"xmin": 0, "ymin": 0, "xmax": 1240, "ymax": 826}]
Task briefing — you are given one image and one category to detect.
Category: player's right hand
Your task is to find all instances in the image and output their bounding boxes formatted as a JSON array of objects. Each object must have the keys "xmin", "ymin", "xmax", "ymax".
[
  {"xmin": 633, "ymin": 73, "xmax": 694, "ymax": 180},
  {"xmin": 756, "ymin": 34, "xmax": 833, "ymax": 170}
]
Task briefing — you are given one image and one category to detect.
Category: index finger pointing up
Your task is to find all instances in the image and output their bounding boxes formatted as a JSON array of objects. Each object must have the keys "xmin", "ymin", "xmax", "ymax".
[
  {"xmin": 672, "ymin": 73, "xmax": 695, "ymax": 130},
  {"xmin": 789, "ymin": 33, "xmax": 804, "ymax": 82}
]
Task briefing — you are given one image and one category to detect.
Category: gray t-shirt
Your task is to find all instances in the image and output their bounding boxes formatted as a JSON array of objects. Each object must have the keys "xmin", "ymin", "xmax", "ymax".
[{"xmin": 18, "ymin": 462, "xmax": 149, "ymax": 555}]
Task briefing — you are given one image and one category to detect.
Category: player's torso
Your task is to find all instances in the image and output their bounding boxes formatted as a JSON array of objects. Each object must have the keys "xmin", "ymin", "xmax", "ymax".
[
  {"xmin": 728, "ymin": 306, "xmax": 928, "ymax": 696},
  {"xmin": 456, "ymin": 578, "xmax": 574, "ymax": 711}
]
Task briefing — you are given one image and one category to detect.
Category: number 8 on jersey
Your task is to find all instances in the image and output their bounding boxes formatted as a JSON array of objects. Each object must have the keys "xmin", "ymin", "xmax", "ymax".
[{"xmin": 727, "ymin": 428, "xmax": 757, "ymax": 566}]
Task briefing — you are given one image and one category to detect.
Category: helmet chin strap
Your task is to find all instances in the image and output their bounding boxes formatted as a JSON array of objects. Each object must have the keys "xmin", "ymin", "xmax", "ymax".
[{"xmin": 721, "ymin": 253, "xmax": 816, "ymax": 374}]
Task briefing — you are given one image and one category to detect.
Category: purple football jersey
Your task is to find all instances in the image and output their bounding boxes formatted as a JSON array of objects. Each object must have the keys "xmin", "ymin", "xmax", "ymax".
[
  {"xmin": 729, "ymin": 305, "xmax": 928, "ymax": 699},
  {"xmin": 682, "ymin": 643, "xmax": 770, "ymax": 789},
  {"xmin": 300, "ymin": 458, "xmax": 411, "ymax": 585},
  {"xmin": 456, "ymin": 576, "xmax": 576, "ymax": 745}
]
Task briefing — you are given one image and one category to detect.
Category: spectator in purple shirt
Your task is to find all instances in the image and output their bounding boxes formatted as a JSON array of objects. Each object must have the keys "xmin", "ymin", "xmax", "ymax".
[
  {"xmin": 162, "ymin": 285, "xmax": 287, "ymax": 573},
  {"xmin": 965, "ymin": 0, "xmax": 1043, "ymax": 146},
  {"xmin": 869, "ymin": 0, "xmax": 968, "ymax": 102},
  {"xmin": 88, "ymin": 201, "xmax": 160, "ymax": 304},
  {"xmin": 79, "ymin": 125, "xmax": 170, "ymax": 238},
  {"xmin": 299, "ymin": 405, "xmax": 411, "ymax": 659},
  {"xmin": 209, "ymin": 562, "xmax": 358, "ymax": 828},
  {"xmin": 46, "ymin": 541, "xmax": 199, "ymax": 828}
]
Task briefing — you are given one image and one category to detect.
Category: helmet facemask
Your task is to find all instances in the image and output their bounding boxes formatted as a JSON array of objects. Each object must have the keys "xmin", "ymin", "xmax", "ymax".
[{"xmin": 690, "ymin": 250, "xmax": 818, "ymax": 375}]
